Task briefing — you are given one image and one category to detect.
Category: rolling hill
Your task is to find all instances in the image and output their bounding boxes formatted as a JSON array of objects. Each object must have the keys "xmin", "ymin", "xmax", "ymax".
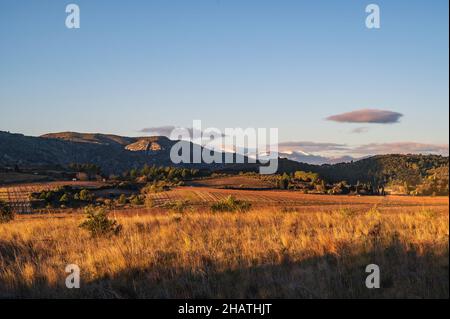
[
  {"xmin": 1, "ymin": 131, "xmax": 185, "ymax": 173},
  {"xmin": 0, "ymin": 131, "xmax": 448, "ymax": 186},
  {"xmin": 0, "ymin": 131, "xmax": 259, "ymax": 174}
]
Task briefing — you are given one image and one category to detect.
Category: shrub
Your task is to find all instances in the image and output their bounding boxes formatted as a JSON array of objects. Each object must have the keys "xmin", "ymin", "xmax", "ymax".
[
  {"xmin": 144, "ymin": 195, "xmax": 154, "ymax": 208},
  {"xmin": 334, "ymin": 207, "xmax": 362, "ymax": 218},
  {"xmin": 0, "ymin": 200, "xmax": 14, "ymax": 223},
  {"xmin": 294, "ymin": 171, "xmax": 319, "ymax": 183},
  {"xmin": 39, "ymin": 190, "xmax": 57, "ymax": 202},
  {"xmin": 163, "ymin": 200, "xmax": 190, "ymax": 213},
  {"xmin": 130, "ymin": 195, "xmax": 144, "ymax": 206},
  {"xmin": 78, "ymin": 189, "xmax": 93, "ymax": 202},
  {"xmin": 141, "ymin": 181, "xmax": 171, "ymax": 194},
  {"xmin": 79, "ymin": 207, "xmax": 122, "ymax": 237},
  {"xmin": 278, "ymin": 173, "xmax": 290, "ymax": 190},
  {"xmin": 117, "ymin": 194, "xmax": 128, "ymax": 205},
  {"xmin": 59, "ymin": 193, "xmax": 70, "ymax": 204},
  {"xmin": 211, "ymin": 196, "xmax": 251, "ymax": 213}
]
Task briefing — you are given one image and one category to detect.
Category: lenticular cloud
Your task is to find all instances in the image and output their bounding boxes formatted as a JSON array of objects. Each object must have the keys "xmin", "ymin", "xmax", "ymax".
[{"xmin": 326, "ymin": 109, "xmax": 403, "ymax": 124}]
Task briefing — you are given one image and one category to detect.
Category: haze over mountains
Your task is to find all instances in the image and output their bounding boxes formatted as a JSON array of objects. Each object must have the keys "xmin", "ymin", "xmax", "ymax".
[{"xmin": 277, "ymin": 150, "xmax": 358, "ymax": 165}]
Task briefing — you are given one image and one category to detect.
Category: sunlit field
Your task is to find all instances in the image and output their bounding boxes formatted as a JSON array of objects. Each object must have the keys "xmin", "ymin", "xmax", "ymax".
[{"xmin": 0, "ymin": 202, "xmax": 448, "ymax": 298}]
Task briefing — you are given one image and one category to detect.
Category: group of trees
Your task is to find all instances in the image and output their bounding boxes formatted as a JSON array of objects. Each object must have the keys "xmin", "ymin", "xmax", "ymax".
[
  {"xmin": 272, "ymin": 155, "xmax": 448, "ymax": 196},
  {"xmin": 317, "ymin": 154, "xmax": 448, "ymax": 186},
  {"xmin": 68, "ymin": 162, "xmax": 205, "ymax": 185},
  {"xmin": 31, "ymin": 186, "xmax": 152, "ymax": 210},
  {"xmin": 69, "ymin": 163, "xmax": 102, "ymax": 175},
  {"xmin": 69, "ymin": 163, "xmax": 103, "ymax": 181},
  {"xmin": 31, "ymin": 187, "xmax": 95, "ymax": 208},
  {"xmin": 276, "ymin": 163, "xmax": 448, "ymax": 196},
  {"xmin": 276, "ymin": 171, "xmax": 324, "ymax": 192},
  {"xmin": 411, "ymin": 166, "xmax": 449, "ymax": 196},
  {"xmin": 124, "ymin": 165, "xmax": 201, "ymax": 183},
  {"xmin": 64, "ymin": 156, "xmax": 448, "ymax": 198}
]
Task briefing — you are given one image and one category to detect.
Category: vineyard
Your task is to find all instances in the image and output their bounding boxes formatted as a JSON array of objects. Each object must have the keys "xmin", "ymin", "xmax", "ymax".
[
  {"xmin": 1, "ymin": 181, "xmax": 448, "ymax": 215},
  {"xmin": 0, "ymin": 181, "xmax": 105, "ymax": 213},
  {"xmin": 149, "ymin": 186, "xmax": 449, "ymax": 212}
]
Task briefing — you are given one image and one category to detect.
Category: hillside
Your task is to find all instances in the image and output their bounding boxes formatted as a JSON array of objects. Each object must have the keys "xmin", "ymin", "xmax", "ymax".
[
  {"xmin": 42, "ymin": 132, "xmax": 175, "ymax": 154},
  {"xmin": 41, "ymin": 132, "xmax": 137, "ymax": 146},
  {"xmin": 317, "ymin": 154, "xmax": 449, "ymax": 184},
  {"xmin": 1, "ymin": 132, "xmax": 448, "ymax": 188},
  {"xmin": 0, "ymin": 131, "xmax": 254, "ymax": 174},
  {"xmin": 0, "ymin": 131, "xmax": 186, "ymax": 173}
]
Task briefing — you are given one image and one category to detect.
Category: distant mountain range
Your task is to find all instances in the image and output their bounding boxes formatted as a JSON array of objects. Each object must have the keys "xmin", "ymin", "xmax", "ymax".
[
  {"xmin": 1, "ymin": 131, "xmax": 448, "ymax": 184},
  {"xmin": 277, "ymin": 150, "xmax": 358, "ymax": 165}
]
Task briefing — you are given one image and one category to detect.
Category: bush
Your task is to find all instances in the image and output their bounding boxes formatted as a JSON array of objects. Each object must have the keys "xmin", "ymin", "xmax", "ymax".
[
  {"xmin": 59, "ymin": 193, "xmax": 70, "ymax": 204},
  {"xmin": 130, "ymin": 195, "xmax": 144, "ymax": 206},
  {"xmin": 117, "ymin": 194, "xmax": 128, "ymax": 205},
  {"xmin": 163, "ymin": 200, "xmax": 190, "ymax": 213},
  {"xmin": 78, "ymin": 189, "xmax": 93, "ymax": 202},
  {"xmin": 144, "ymin": 195, "xmax": 154, "ymax": 208},
  {"xmin": 0, "ymin": 200, "xmax": 14, "ymax": 223},
  {"xmin": 141, "ymin": 181, "xmax": 171, "ymax": 194},
  {"xmin": 79, "ymin": 207, "xmax": 122, "ymax": 237},
  {"xmin": 211, "ymin": 196, "xmax": 251, "ymax": 213}
]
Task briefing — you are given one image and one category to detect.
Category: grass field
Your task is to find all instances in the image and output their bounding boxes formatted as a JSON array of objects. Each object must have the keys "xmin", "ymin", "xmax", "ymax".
[{"xmin": 0, "ymin": 187, "xmax": 448, "ymax": 298}]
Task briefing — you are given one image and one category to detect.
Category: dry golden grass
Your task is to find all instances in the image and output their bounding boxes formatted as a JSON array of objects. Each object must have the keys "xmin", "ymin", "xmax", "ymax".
[{"xmin": 0, "ymin": 205, "xmax": 448, "ymax": 298}]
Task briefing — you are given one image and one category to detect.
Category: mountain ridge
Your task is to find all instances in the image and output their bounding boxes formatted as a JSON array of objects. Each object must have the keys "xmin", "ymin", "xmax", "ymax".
[
  {"xmin": 1, "ymin": 131, "xmax": 448, "ymax": 185},
  {"xmin": 0, "ymin": 131, "xmax": 259, "ymax": 173}
]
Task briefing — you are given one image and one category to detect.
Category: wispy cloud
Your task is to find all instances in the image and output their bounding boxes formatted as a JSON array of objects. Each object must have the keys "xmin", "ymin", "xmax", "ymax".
[
  {"xmin": 139, "ymin": 125, "xmax": 179, "ymax": 137},
  {"xmin": 276, "ymin": 141, "xmax": 448, "ymax": 158},
  {"xmin": 278, "ymin": 141, "xmax": 349, "ymax": 153},
  {"xmin": 327, "ymin": 109, "xmax": 403, "ymax": 124},
  {"xmin": 351, "ymin": 127, "xmax": 370, "ymax": 134},
  {"xmin": 139, "ymin": 126, "xmax": 226, "ymax": 139}
]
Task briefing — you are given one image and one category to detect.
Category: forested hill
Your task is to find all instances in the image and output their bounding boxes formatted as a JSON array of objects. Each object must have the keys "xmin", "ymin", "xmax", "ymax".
[
  {"xmin": 270, "ymin": 154, "xmax": 448, "ymax": 196},
  {"xmin": 314, "ymin": 154, "xmax": 448, "ymax": 184},
  {"xmin": 1, "ymin": 132, "xmax": 448, "ymax": 189}
]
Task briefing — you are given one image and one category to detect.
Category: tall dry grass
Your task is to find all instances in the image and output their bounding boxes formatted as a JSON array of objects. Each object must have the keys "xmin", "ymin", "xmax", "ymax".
[{"xmin": 0, "ymin": 206, "xmax": 448, "ymax": 298}]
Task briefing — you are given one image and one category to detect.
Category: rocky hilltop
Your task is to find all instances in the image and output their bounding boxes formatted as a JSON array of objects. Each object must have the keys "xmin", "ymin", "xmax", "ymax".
[
  {"xmin": 0, "ymin": 131, "xmax": 188, "ymax": 173},
  {"xmin": 42, "ymin": 132, "xmax": 173, "ymax": 154}
]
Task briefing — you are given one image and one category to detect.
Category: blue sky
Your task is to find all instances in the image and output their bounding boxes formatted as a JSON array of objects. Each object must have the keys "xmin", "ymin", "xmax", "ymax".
[{"xmin": 0, "ymin": 0, "xmax": 448, "ymax": 157}]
